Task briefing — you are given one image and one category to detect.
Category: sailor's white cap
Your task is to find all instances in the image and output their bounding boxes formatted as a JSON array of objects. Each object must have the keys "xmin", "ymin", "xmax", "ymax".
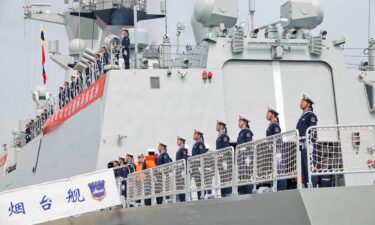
[
  {"xmin": 177, "ymin": 136, "xmax": 186, "ymax": 141},
  {"xmin": 194, "ymin": 129, "xmax": 204, "ymax": 136},
  {"xmin": 267, "ymin": 106, "xmax": 279, "ymax": 116},
  {"xmin": 147, "ymin": 149, "xmax": 156, "ymax": 153},
  {"xmin": 216, "ymin": 119, "xmax": 226, "ymax": 126},
  {"xmin": 239, "ymin": 115, "xmax": 250, "ymax": 123},
  {"xmin": 159, "ymin": 142, "xmax": 167, "ymax": 148},
  {"xmin": 302, "ymin": 93, "xmax": 315, "ymax": 104}
]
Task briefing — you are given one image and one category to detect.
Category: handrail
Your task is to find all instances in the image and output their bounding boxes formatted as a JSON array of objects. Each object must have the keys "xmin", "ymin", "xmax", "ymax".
[
  {"xmin": 305, "ymin": 124, "xmax": 375, "ymax": 187},
  {"xmin": 116, "ymin": 130, "xmax": 302, "ymax": 206}
]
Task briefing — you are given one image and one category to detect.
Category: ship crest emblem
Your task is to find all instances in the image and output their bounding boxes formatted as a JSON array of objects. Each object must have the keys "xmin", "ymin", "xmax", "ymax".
[{"xmin": 88, "ymin": 180, "xmax": 106, "ymax": 201}]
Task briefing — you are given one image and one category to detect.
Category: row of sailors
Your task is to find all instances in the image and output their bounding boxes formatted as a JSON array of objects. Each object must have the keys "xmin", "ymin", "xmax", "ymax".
[
  {"xmin": 25, "ymin": 48, "xmax": 110, "ymax": 142},
  {"xmin": 58, "ymin": 49, "xmax": 109, "ymax": 109},
  {"xmin": 25, "ymin": 105, "xmax": 54, "ymax": 143},
  {"xmin": 112, "ymin": 94, "xmax": 332, "ymax": 204}
]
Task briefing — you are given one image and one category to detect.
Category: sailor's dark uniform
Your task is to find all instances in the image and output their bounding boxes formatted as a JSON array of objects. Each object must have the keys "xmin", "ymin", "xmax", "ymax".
[
  {"xmin": 266, "ymin": 121, "xmax": 287, "ymax": 191},
  {"xmin": 155, "ymin": 151, "xmax": 171, "ymax": 204},
  {"xmin": 122, "ymin": 36, "xmax": 130, "ymax": 69},
  {"xmin": 192, "ymin": 140, "xmax": 206, "ymax": 200},
  {"xmin": 156, "ymin": 152, "xmax": 172, "ymax": 166},
  {"xmin": 85, "ymin": 67, "xmax": 92, "ymax": 87},
  {"xmin": 58, "ymin": 90, "xmax": 64, "ymax": 109},
  {"xmin": 216, "ymin": 132, "xmax": 232, "ymax": 197},
  {"xmin": 266, "ymin": 122, "xmax": 281, "ymax": 137},
  {"xmin": 237, "ymin": 128, "xmax": 253, "ymax": 145},
  {"xmin": 176, "ymin": 147, "xmax": 188, "ymax": 162},
  {"xmin": 70, "ymin": 80, "xmax": 76, "ymax": 99},
  {"xmin": 296, "ymin": 110, "xmax": 318, "ymax": 187},
  {"xmin": 175, "ymin": 146, "xmax": 188, "ymax": 202},
  {"xmin": 237, "ymin": 127, "xmax": 254, "ymax": 194}
]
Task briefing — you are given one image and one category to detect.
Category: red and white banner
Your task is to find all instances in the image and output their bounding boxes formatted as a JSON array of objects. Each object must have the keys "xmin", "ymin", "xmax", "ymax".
[
  {"xmin": 43, "ymin": 75, "xmax": 107, "ymax": 135},
  {"xmin": 0, "ymin": 154, "xmax": 7, "ymax": 167}
]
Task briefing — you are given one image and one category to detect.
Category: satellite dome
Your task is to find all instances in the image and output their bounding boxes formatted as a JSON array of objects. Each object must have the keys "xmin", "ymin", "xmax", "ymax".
[{"xmin": 69, "ymin": 39, "xmax": 87, "ymax": 55}]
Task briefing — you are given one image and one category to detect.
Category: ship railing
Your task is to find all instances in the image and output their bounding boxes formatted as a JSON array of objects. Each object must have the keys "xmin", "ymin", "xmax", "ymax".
[
  {"xmin": 306, "ymin": 124, "xmax": 375, "ymax": 187},
  {"xmin": 235, "ymin": 130, "xmax": 301, "ymax": 191},
  {"xmin": 116, "ymin": 130, "xmax": 301, "ymax": 207},
  {"xmin": 187, "ymin": 147, "xmax": 235, "ymax": 199},
  {"xmin": 88, "ymin": 0, "xmax": 147, "ymax": 11},
  {"xmin": 123, "ymin": 160, "xmax": 187, "ymax": 205},
  {"xmin": 109, "ymin": 44, "xmax": 208, "ymax": 70}
]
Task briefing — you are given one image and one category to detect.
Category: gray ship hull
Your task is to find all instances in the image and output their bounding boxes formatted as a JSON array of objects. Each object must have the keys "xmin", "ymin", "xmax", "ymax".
[{"xmin": 40, "ymin": 185, "xmax": 375, "ymax": 225}]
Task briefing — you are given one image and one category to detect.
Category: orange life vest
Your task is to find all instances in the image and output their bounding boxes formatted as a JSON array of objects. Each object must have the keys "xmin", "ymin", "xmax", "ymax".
[
  {"xmin": 136, "ymin": 162, "xmax": 143, "ymax": 172},
  {"xmin": 144, "ymin": 155, "xmax": 156, "ymax": 169}
]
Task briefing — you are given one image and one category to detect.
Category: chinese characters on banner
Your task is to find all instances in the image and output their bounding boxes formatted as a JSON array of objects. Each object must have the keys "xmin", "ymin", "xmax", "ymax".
[
  {"xmin": 0, "ymin": 169, "xmax": 121, "ymax": 225},
  {"xmin": 43, "ymin": 75, "xmax": 107, "ymax": 135}
]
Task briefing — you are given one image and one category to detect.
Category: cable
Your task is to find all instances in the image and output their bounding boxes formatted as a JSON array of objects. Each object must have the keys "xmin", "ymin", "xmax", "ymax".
[{"xmin": 344, "ymin": 55, "xmax": 374, "ymax": 58}]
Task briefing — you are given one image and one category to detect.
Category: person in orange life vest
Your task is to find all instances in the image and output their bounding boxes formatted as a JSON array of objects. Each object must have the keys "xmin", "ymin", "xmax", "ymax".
[
  {"xmin": 136, "ymin": 154, "xmax": 145, "ymax": 172},
  {"xmin": 143, "ymin": 149, "xmax": 156, "ymax": 206},
  {"xmin": 143, "ymin": 149, "xmax": 157, "ymax": 170}
]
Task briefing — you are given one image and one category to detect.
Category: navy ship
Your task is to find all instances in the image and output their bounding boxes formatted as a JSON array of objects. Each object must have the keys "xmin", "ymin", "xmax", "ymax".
[{"xmin": 1, "ymin": 0, "xmax": 375, "ymax": 224}]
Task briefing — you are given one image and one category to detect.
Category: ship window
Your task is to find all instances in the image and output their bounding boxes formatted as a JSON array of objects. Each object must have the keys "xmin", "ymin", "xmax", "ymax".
[
  {"xmin": 364, "ymin": 81, "xmax": 375, "ymax": 112},
  {"xmin": 150, "ymin": 77, "xmax": 160, "ymax": 89}
]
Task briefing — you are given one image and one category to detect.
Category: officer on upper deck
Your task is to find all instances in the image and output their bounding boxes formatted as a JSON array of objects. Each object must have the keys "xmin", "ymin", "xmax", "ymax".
[
  {"xmin": 216, "ymin": 120, "xmax": 232, "ymax": 197},
  {"xmin": 192, "ymin": 129, "xmax": 206, "ymax": 200},
  {"xmin": 58, "ymin": 86, "xmax": 64, "ymax": 109},
  {"xmin": 296, "ymin": 93, "xmax": 318, "ymax": 188},
  {"xmin": 70, "ymin": 76, "xmax": 76, "ymax": 99},
  {"xmin": 237, "ymin": 115, "xmax": 254, "ymax": 194},
  {"xmin": 121, "ymin": 28, "xmax": 130, "ymax": 70},
  {"xmin": 63, "ymin": 81, "xmax": 70, "ymax": 104}
]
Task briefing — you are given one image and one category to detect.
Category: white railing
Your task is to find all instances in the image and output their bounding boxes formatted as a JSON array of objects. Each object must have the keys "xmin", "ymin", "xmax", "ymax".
[
  {"xmin": 113, "ymin": 126, "xmax": 375, "ymax": 207},
  {"xmin": 117, "ymin": 131, "xmax": 301, "ymax": 206},
  {"xmin": 125, "ymin": 160, "xmax": 186, "ymax": 205},
  {"xmin": 306, "ymin": 125, "xmax": 375, "ymax": 185},
  {"xmin": 236, "ymin": 130, "xmax": 301, "ymax": 190},
  {"xmin": 187, "ymin": 147, "xmax": 234, "ymax": 198}
]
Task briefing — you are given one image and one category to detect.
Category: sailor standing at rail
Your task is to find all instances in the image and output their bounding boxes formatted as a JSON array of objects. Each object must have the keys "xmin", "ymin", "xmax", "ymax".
[
  {"xmin": 176, "ymin": 136, "xmax": 188, "ymax": 162},
  {"xmin": 63, "ymin": 81, "xmax": 70, "ymax": 104},
  {"xmin": 296, "ymin": 94, "xmax": 318, "ymax": 188},
  {"xmin": 70, "ymin": 76, "xmax": 76, "ymax": 100},
  {"xmin": 192, "ymin": 129, "xmax": 206, "ymax": 200},
  {"xmin": 121, "ymin": 28, "xmax": 130, "ymax": 70},
  {"xmin": 156, "ymin": 143, "xmax": 172, "ymax": 204},
  {"xmin": 175, "ymin": 136, "xmax": 188, "ymax": 202},
  {"xmin": 120, "ymin": 154, "xmax": 136, "ymax": 199},
  {"xmin": 266, "ymin": 106, "xmax": 287, "ymax": 191},
  {"xmin": 85, "ymin": 61, "xmax": 92, "ymax": 87},
  {"xmin": 157, "ymin": 142, "xmax": 172, "ymax": 166},
  {"xmin": 58, "ymin": 86, "xmax": 64, "ymax": 109},
  {"xmin": 143, "ymin": 149, "xmax": 157, "ymax": 206},
  {"xmin": 76, "ymin": 71, "xmax": 84, "ymax": 94},
  {"xmin": 216, "ymin": 120, "xmax": 232, "ymax": 197},
  {"xmin": 236, "ymin": 115, "xmax": 254, "ymax": 194}
]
